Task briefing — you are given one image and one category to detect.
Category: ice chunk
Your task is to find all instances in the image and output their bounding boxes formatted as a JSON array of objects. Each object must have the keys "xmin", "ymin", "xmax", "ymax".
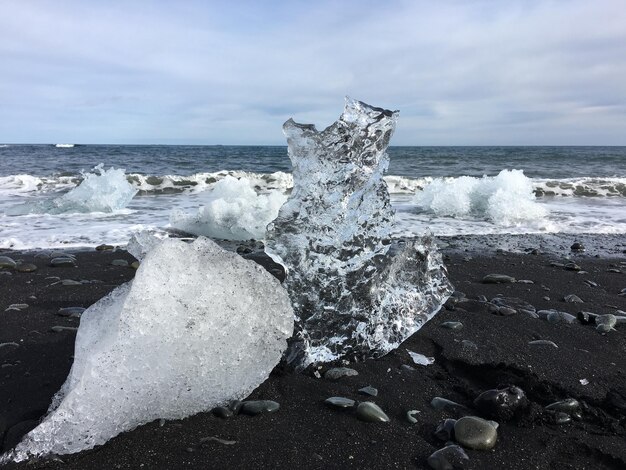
[
  {"xmin": 7, "ymin": 164, "xmax": 137, "ymax": 215},
  {"xmin": 2, "ymin": 237, "xmax": 293, "ymax": 461},
  {"xmin": 170, "ymin": 175, "xmax": 287, "ymax": 240},
  {"xmin": 414, "ymin": 170, "xmax": 548, "ymax": 225},
  {"xmin": 127, "ymin": 230, "xmax": 164, "ymax": 260},
  {"xmin": 408, "ymin": 350, "xmax": 435, "ymax": 366},
  {"xmin": 266, "ymin": 98, "xmax": 453, "ymax": 369}
]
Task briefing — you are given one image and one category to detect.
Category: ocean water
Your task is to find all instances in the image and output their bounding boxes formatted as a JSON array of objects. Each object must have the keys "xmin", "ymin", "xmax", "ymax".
[{"xmin": 0, "ymin": 144, "xmax": 624, "ymax": 250}]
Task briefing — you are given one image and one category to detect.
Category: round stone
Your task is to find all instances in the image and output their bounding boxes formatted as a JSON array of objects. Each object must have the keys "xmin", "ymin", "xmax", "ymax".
[
  {"xmin": 440, "ymin": 321, "xmax": 463, "ymax": 330},
  {"xmin": 482, "ymin": 274, "xmax": 516, "ymax": 284},
  {"xmin": 473, "ymin": 386, "xmax": 527, "ymax": 421},
  {"xmin": 211, "ymin": 406, "xmax": 233, "ymax": 419},
  {"xmin": 324, "ymin": 397, "xmax": 356, "ymax": 409},
  {"xmin": 571, "ymin": 242, "xmax": 585, "ymax": 252},
  {"xmin": 355, "ymin": 402, "xmax": 389, "ymax": 423},
  {"xmin": 453, "ymin": 416, "xmax": 498, "ymax": 450},
  {"xmin": 0, "ymin": 256, "xmax": 17, "ymax": 268},
  {"xmin": 15, "ymin": 263, "xmax": 37, "ymax": 273},
  {"xmin": 50, "ymin": 257, "xmax": 76, "ymax": 268},
  {"xmin": 358, "ymin": 385, "xmax": 378, "ymax": 397},
  {"xmin": 240, "ymin": 400, "xmax": 280, "ymax": 416}
]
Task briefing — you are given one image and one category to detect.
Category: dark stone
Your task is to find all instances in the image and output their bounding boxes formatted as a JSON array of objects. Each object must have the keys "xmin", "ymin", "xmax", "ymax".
[
  {"xmin": 482, "ymin": 274, "xmax": 516, "ymax": 284},
  {"xmin": 324, "ymin": 367, "xmax": 358, "ymax": 380},
  {"xmin": 453, "ymin": 416, "xmax": 498, "ymax": 450},
  {"xmin": 95, "ymin": 244, "xmax": 114, "ymax": 251},
  {"xmin": 355, "ymin": 402, "xmax": 389, "ymax": 423},
  {"xmin": 324, "ymin": 397, "xmax": 356, "ymax": 409},
  {"xmin": 50, "ymin": 257, "xmax": 76, "ymax": 268},
  {"xmin": 358, "ymin": 386, "xmax": 378, "ymax": 397},
  {"xmin": 473, "ymin": 386, "xmax": 528, "ymax": 421},
  {"xmin": 427, "ymin": 444, "xmax": 469, "ymax": 470},
  {"xmin": 570, "ymin": 242, "xmax": 585, "ymax": 252},
  {"xmin": 14, "ymin": 263, "xmax": 37, "ymax": 273},
  {"xmin": 434, "ymin": 418, "xmax": 457, "ymax": 441},
  {"xmin": 211, "ymin": 406, "xmax": 233, "ymax": 419},
  {"xmin": 240, "ymin": 400, "xmax": 280, "ymax": 416},
  {"xmin": 229, "ymin": 400, "xmax": 243, "ymax": 415}
]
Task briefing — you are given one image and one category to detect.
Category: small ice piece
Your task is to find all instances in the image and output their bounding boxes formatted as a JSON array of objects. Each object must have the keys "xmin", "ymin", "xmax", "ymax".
[
  {"xmin": 127, "ymin": 231, "xmax": 164, "ymax": 260},
  {"xmin": 408, "ymin": 350, "xmax": 435, "ymax": 366},
  {"xmin": 579, "ymin": 378, "xmax": 589, "ymax": 386},
  {"xmin": 170, "ymin": 175, "xmax": 287, "ymax": 240},
  {"xmin": 2, "ymin": 237, "xmax": 293, "ymax": 462},
  {"xmin": 266, "ymin": 98, "xmax": 453, "ymax": 368},
  {"xmin": 7, "ymin": 164, "xmax": 137, "ymax": 215}
]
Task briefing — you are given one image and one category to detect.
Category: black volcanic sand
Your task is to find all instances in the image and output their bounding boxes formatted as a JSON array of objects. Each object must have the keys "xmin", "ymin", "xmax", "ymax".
[{"xmin": 1, "ymin": 241, "xmax": 626, "ymax": 469}]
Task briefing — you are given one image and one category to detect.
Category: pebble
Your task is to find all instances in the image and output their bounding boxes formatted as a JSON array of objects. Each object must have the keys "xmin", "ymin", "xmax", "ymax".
[
  {"xmin": 61, "ymin": 279, "xmax": 83, "ymax": 286},
  {"xmin": 563, "ymin": 294, "xmax": 584, "ymax": 303},
  {"xmin": 355, "ymin": 402, "xmax": 390, "ymax": 423},
  {"xmin": 529, "ymin": 339, "xmax": 558, "ymax": 348},
  {"xmin": 546, "ymin": 311, "xmax": 577, "ymax": 324},
  {"xmin": 491, "ymin": 297, "xmax": 536, "ymax": 316},
  {"xmin": 324, "ymin": 367, "xmax": 359, "ymax": 380},
  {"xmin": 14, "ymin": 263, "xmax": 37, "ymax": 273},
  {"xmin": 517, "ymin": 279, "xmax": 534, "ymax": 284},
  {"xmin": 50, "ymin": 251, "xmax": 75, "ymax": 259},
  {"xmin": 324, "ymin": 397, "xmax": 356, "ymax": 409},
  {"xmin": 240, "ymin": 400, "xmax": 280, "ymax": 416},
  {"xmin": 453, "ymin": 416, "xmax": 498, "ymax": 450},
  {"xmin": 584, "ymin": 280, "xmax": 598, "ymax": 287},
  {"xmin": 596, "ymin": 314, "xmax": 617, "ymax": 333},
  {"xmin": 111, "ymin": 259, "xmax": 129, "ymax": 267},
  {"xmin": 95, "ymin": 244, "xmax": 114, "ymax": 251},
  {"xmin": 474, "ymin": 386, "xmax": 527, "ymax": 421},
  {"xmin": 0, "ymin": 256, "xmax": 17, "ymax": 268},
  {"xmin": 545, "ymin": 398, "xmax": 580, "ymax": 412},
  {"xmin": 564, "ymin": 262, "xmax": 581, "ymax": 271},
  {"xmin": 211, "ymin": 406, "xmax": 233, "ymax": 419},
  {"xmin": 50, "ymin": 326, "xmax": 78, "ymax": 333},
  {"xmin": 50, "ymin": 257, "xmax": 77, "ymax": 268},
  {"xmin": 131, "ymin": 261, "xmax": 140, "ymax": 269},
  {"xmin": 440, "ymin": 321, "xmax": 463, "ymax": 330},
  {"xmin": 607, "ymin": 268, "xmax": 621, "ymax": 273},
  {"xmin": 571, "ymin": 242, "xmax": 585, "ymax": 252},
  {"xmin": 358, "ymin": 386, "xmax": 378, "ymax": 397},
  {"xmin": 427, "ymin": 444, "xmax": 470, "ymax": 470},
  {"xmin": 406, "ymin": 410, "xmax": 420, "ymax": 424},
  {"xmin": 5, "ymin": 303, "xmax": 28, "ymax": 311},
  {"xmin": 434, "ymin": 418, "xmax": 457, "ymax": 440},
  {"xmin": 57, "ymin": 307, "xmax": 86, "ymax": 318},
  {"xmin": 495, "ymin": 307, "xmax": 516, "ymax": 316},
  {"xmin": 482, "ymin": 274, "xmax": 516, "ymax": 284},
  {"xmin": 430, "ymin": 397, "xmax": 469, "ymax": 414}
]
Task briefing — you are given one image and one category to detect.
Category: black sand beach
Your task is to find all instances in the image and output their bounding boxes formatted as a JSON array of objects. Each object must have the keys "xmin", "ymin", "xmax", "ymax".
[{"xmin": 1, "ymin": 239, "xmax": 625, "ymax": 469}]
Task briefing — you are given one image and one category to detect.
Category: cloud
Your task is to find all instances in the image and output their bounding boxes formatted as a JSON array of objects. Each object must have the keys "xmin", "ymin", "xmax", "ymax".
[{"xmin": 0, "ymin": 0, "xmax": 624, "ymax": 144}]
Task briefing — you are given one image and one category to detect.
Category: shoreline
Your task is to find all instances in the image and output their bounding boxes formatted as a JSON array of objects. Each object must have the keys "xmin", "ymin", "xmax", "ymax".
[{"xmin": 0, "ymin": 237, "xmax": 625, "ymax": 469}]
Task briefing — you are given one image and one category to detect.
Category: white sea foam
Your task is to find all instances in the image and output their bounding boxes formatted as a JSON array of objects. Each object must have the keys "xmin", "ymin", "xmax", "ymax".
[
  {"xmin": 0, "ymin": 174, "xmax": 43, "ymax": 193},
  {"xmin": 54, "ymin": 143, "xmax": 75, "ymax": 148},
  {"xmin": 413, "ymin": 170, "xmax": 548, "ymax": 225},
  {"xmin": 169, "ymin": 175, "xmax": 287, "ymax": 240}
]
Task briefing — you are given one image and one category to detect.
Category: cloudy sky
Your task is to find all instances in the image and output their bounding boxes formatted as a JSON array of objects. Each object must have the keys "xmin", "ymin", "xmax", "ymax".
[{"xmin": 1, "ymin": 0, "xmax": 625, "ymax": 145}]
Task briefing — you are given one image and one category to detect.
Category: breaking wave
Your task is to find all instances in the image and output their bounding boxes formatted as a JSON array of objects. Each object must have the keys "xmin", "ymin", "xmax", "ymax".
[{"xmin": 413, "ymin": 169, "xmax": 548, "ymax": 225}]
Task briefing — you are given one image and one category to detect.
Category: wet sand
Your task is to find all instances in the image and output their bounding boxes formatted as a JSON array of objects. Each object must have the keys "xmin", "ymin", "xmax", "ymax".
[{"xmin": 1, "ymin": 240, "xmax": 625, "ymax": 469}]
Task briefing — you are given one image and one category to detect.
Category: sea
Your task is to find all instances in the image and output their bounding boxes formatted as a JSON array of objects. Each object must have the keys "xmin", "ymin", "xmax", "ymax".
[{"xmin": 0, "ymin": 144, "xmax": 625, "ymax": 250}]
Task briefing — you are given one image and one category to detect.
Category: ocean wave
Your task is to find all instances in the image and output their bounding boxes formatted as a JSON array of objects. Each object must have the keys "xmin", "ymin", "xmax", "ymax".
[{"xmin": 534, "ymin": 177, "xmax": 626, "ymax": 197}]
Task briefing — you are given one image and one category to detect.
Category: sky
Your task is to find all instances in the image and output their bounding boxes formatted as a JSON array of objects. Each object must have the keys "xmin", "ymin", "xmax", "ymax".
[{"xmin": 1, "ymin": 0, "xmax": 625, "ymax": 145}]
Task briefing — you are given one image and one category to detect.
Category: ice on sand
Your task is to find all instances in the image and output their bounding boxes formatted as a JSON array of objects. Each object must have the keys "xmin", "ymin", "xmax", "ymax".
[
  {"xmin": 3, "ymin": 237, "xmax": 293, "ymax": 461},
  {"xmin": 266, "ymin": 98, "xmax": 453, "ymax": 369}
]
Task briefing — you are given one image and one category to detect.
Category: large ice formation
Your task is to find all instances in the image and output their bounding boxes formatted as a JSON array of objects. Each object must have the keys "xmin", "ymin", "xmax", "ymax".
[
  {"xmin": 170, "ymin": 175, "xmax": 288, "ymax": 240},
  {"xmin": 265, "ymin": 98, "xmax": 453, "ymax": 369},
  {"xmin": 2, "ymin": 237, "xmax": 293, "ymax": 461}
]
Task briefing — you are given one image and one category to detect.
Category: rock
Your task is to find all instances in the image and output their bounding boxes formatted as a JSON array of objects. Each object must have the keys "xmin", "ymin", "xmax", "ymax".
[
  {"xmin": 427, "ymin": 444, "xmax": 470, "ymax": 470},
  {"xmin": 528, "ymin": 339, "xmax": 558, "ymax": 348},
  {"xmin": 482, "ymin": 274, "xmax": 516, "ymax": 284},
  {"xmin": 495, "ymin": 307, "xmax": 516, "ymax": 316},
  {"xmin": 240, "ymin": 400, "xmax": 280, "ymax": 416},
  {"xmin": 211, "ymin": 407, "xmax": 233, "ymax": 419},
  {"xmin": 607, "ymin": 268, "xmax": 621, "ymax": 273},
  {"xmin": 406, "ymin": 410, "xmax": 420, "ymax": 424},
  {"xmin": 491, "ymin": 297, "xmax": 536, "ymax": 315},
  {"xmin": 5, "ymin": 304, "xmax": 28, "ymax": 312},
  {"xmin": 545, "ymin": 399, "xmax": 580, "ymax": 413},
  {"xmin": 50, "ymin": 251, "xmax": 75, "ymax": 259},
  {"xmin": 14, "ymin": 263, "xmax": 37, "ymax": 273},
  {"xmin": 577, "ymin": 311, "xmax": 598, "ymax": 325},
  {"xmin": 563, "ymin": 294, "xmax": 583, "ymax": 303},
  {"xmin": 430, "ymin": 397, "xmax": 469, "ymax": 414},
  {"xmin": 358, "ymin": 386, "xmax": 378, "ymax": 397},
  {"xmin": 571, "ymin": 242, "xmax": 585, "ymax": 252},
  {"xmin": 95, "ymin": 244, "xmax": 114, "ymax": 251},
  {"xmin": 440, "ymin": 321, "xmax": 463, "ymax": 330},
  {"xmin": 0, "ymin": 256, "xmax": 17, "ymax": 269},
  {"xmin": 324, "ymin": 367, "xmax": 358, "ymax": 380},
  {"xmin": 564, "ymin": 263, "xmax": 581, "ymax": 271},
  {"xmin": 324, "ymin": 397, "xmax": 356, "ymax": 409},
  {"xmin": 596, "ymin": 314, "xmax": 617, "ymax": 333},
  {"xmin": 229, "ymin": 400, "xmax": 243, "ymax": 415},
  {"xmin": 434, "ymin": 418, "xmax": 457, "ymax": 441},
  {"xmin": 50, "ymin": 326, "xmax": 78, "ymax": 333},
  {"xmin": 546, "ymin": 311, "xmax": 577, "ymax": 324},
  {"xmin": 473, "ymin": 386, "xmax": 527, "ymax": 421},
  {"xmin": 453, "ymin": 416, "xmax": 498, "ymax": 450},
  {"xmin": 130, "ymin": 261, "xmax": 140, "ymax": 269},
  {"xmin": 355, "ymin": 402, "xmax": 389, "ymax": 423},
  {"xmin": 57, "ymin": 307, "xmax": 86, "ymax": 318},
  {"xmin": 110, "ymin": 259, "xmax": 129, "ymax": 267},
  {"xmin": 61, "ymin": 279, "xmax": 83, "ymax": 286},
  {"xmin": 584, "ymin": 280, "xmax": 598, "ymax": 287},
  {"xmin": 50, "ymin": 257, "xmax": 76, "ymax": 268}
]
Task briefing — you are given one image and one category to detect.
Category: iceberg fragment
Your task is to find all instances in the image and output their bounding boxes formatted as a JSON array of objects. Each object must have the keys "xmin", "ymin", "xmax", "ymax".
[
  {"xmin": 266, "ymin": 98, "xmax": 453, "ymax": 369},
  {"xmin": 2, "ymin": 237, "xmax": 293, "ymax": 461}
]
